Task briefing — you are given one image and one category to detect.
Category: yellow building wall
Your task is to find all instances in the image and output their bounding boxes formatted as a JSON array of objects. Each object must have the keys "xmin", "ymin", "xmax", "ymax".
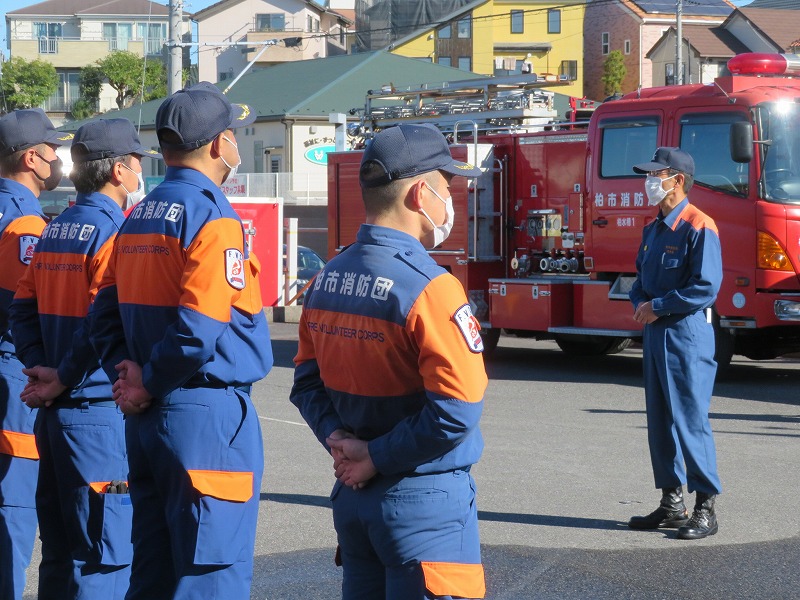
[
  {"xmin": 393, "ymin": 0, "xmax": 584, "ymax": 97},
  {"xmin": 392, "ymin": 30, "xmax": 435, "ymax": 61}
]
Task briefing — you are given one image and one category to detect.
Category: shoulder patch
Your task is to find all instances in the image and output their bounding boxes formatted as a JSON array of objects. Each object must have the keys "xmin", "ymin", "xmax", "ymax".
[
  {"xmin": 224, "ymin": 248, "xmax": 246, "ymax": 290},
  {"xmin": 19, "ymin": 235, "xmax": 38, "ymax": 265},
  {"xmin": 453, "ymin": 303, "xmax": 484, "ymax": 353}
]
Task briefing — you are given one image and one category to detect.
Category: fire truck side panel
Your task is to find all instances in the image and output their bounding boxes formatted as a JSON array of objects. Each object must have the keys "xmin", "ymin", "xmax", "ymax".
[
  {"xmin": 573, "ymin": 281, "xmax": 639, "ymax": 331},
  {"xmin": 488, "ymin": 279, "xmax": 572, "ymax": 331}
]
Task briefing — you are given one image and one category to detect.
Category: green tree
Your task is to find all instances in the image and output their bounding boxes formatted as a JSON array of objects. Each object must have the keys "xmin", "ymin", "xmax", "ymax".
[
  {"xmin": 0, "ymin": 56, "xmax": 58, "ymax": 111},
  {"xmin": 71, "ymin": 64, "xmax": 104, "ymax": 119},
  {"xmin": 97, "ymin": 50, "xmax": 166, "ymax": 110},
  {"xmin": 601, "ymin": 50, "xmax": 627, "ymax": 97}
]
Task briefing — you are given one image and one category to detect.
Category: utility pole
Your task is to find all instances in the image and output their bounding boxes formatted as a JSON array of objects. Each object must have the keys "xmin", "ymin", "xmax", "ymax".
[
  {"xmin": 169, "ymin": 0, "xmax": 183, "ymax": 95},
  {"xmin": 675, "ymin": 0, "xmax": 683, "ymax": 85}
]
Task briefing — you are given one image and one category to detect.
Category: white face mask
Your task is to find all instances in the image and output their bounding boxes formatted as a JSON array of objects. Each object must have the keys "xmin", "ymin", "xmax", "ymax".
[
  {"xmin": 644, "ymin": 173, "xmax": 677, "ymax": 206},
  {"xmin": 120, "ymin": 162, "xmax": 145, "ymax": 209},
  {"xmin": 220, "ymin": 134, "xmax": 241, "ymax": 185},
  {"xmin": 420, "ymin": 182, "xmax": 454, "ymax": 248}
]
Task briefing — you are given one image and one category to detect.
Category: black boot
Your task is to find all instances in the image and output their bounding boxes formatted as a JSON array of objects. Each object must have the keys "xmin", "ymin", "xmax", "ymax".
[
  {"xmin": 677, "ymin": 493, "xmax": 718, "ymax": 540},
  {"xmin": 628, "ymin": 487, "xmax": 689, "ymax": 529}
]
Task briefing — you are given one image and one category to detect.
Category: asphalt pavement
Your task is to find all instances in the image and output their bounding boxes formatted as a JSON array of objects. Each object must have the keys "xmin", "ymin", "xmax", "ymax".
[{"xmin": 24, "ymin": 322, "xmax": 800, "ymax": 599}]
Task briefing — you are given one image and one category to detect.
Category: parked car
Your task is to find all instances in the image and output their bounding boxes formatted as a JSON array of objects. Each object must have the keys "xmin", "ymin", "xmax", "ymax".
[{"xmin": 284, "ymin": 244, "xmax": 326, "ymax": 303}]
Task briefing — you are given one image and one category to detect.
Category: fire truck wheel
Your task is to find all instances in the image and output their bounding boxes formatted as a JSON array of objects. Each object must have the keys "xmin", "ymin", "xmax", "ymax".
[
  {"xmin": 554, "ymin": 334, "xmax": 631, "ymax": 356},
  {"xmin": 481, "ymin": 328, "xmax": 501, "ymax": 357}
]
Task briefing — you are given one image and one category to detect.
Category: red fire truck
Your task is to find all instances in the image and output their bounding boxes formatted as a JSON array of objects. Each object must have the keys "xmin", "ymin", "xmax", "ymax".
[{"xmin": 328, "ymin": 53, "xmax": 800, "ymax": 368}]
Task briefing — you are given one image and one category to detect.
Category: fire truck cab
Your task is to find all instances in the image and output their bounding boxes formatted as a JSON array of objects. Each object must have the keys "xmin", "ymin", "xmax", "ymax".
[{"xmin": 328, "ymin": 53, "xmax": 800, "ymax": 368}]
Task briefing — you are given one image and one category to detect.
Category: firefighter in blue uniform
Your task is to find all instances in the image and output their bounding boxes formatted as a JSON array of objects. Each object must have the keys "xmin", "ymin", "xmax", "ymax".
[
  {"xmin": 628, "ymin": 147, "xmax": 722, "ymax": 540},
  {"xmin": 11, "ymin": 119, "xmax": 162, "ymax": 599},
  {"xmin": 0, "ymin": 109, "xmax": 67, "ymax": 600},
  {"xmin": 89, "ymin": 83, "xmax": 272, "ymax": 599},
  {"xmin": 291, "ymin": 123, "xmax": 488, "ymax": 599}
]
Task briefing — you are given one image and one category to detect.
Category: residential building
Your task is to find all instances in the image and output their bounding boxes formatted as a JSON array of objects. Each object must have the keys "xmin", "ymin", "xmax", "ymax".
[
  {"xmin": 647, "ymin": 6, "xmax": 800, "ymax": 88},
  {"xmin": 373, "ymin": 0, "xmax": 586, "ymax": 98},
  {"xmin": 582, "ymin": 0, "xmax": 733, "ymax": 101},
  {"xmin": 5, "ymin": 0, "xmax": 191, "ymax": 121},
  {"xmin": 647, "ymin": 25, "xmax": 748, "ymax": 86},
  {"xmin": 193, "ymin": 0, "xmax": 352, "ymax": 85}
]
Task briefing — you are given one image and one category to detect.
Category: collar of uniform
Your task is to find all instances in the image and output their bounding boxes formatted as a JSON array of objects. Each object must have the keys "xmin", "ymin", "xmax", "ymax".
[
  {"xmin": 164, "ymin": 165, "xmax": 221, "ymax": 192},
  {"xmin": 0, "ymin": 177, "xmax": 40, "ymax": 207},
  {"xmin": 660, "ymin": 197, "xmax": 689, "ymax": 229},
  {"xmin": 75, "ymin": 191, "xmax": 125, "ymax": 216},
  {"xmin": 356, "ymin": 223, "xmax": 428, "ymax": 255}
]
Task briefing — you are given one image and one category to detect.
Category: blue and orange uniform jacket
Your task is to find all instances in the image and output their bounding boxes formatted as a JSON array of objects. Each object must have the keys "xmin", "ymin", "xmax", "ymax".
[
  {"xmin": 10, "ymin": 192, "xmax": 125, "ymax": 401},
  {"xmin": 291, "ymin": 224, "xmax": 487, "ymax": 477},
  {"xmin": 89, "ymin": 166, "xmax": 272, "ymax": 399},
  {"xmin": 0, "ymin": 178, "xmax": 46, "ymax": 461},
  {"xmin": 630, "ymin": 198, "xmax": 722, "ymax": 316}
]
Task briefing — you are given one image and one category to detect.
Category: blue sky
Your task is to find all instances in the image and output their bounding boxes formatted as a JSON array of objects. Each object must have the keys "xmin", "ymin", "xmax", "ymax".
[{"xmin": 2, "ymin": 0, "xmax": 756, "ymax": 61}]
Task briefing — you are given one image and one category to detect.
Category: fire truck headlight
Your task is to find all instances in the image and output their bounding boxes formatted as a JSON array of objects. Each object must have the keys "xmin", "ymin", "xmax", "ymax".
[{"xmin": 774, "ymin": 300, "xmax": 800, "ymax": 320}]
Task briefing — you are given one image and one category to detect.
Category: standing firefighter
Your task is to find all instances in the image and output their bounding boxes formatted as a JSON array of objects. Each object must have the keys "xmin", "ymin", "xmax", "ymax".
[
  {"xmin": 291, "ymin": 123, "xmax": 488, "ymax": 599},
  {"xmin": 10, "ymin": 118, "xmax": 161, "ymax": 598},
  {"xmin": 89, "ymin": 83, "xmax": 273, "ymax": 598},
  {"xmin": 628, "ymin": 147, "xmax": 722, "ymax": 540},
  {"xmin": 0, "ymin": 108, "xmax": 67, "ymax": 600}
]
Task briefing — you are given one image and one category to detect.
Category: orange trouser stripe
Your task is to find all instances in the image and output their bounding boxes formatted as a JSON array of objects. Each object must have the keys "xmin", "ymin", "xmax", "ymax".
[
  {"xmin": 0, "ymin": 430, "xmax": 39, "ymax": 460},
  {"xmin": 187, "ymin": 469, "xmax": 253, "ymax": 502},
  {"xmin": 421, "ymin": 561, "xmax": 486, "ymax": 598}
]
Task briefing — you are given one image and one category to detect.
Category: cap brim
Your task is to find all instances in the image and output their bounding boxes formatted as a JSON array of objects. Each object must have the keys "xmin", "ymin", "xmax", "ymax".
[
  {"xmin": 134, "ymin": 144, "xmax": 162, "ymax": 159},
  {"xmin": 632, "ymin": 161, "xmax": 668, "ymax": 174},
  {"xmin": 440, "ymin": 159, "xmax": 483, "ymax": 178},
  {"xmin": 49, "ymin": 131, "xmax": 74, "ymax": 146},
  {"xmin": 229, "ymin": 103, "xmax": 256, "ymax": 128}
]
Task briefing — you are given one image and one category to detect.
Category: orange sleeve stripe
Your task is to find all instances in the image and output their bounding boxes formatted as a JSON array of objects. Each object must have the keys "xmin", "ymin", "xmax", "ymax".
[
  {"xmin": 0, "ymin": 215, "xmax": 45, "ymax": 292},
  {"xmin": 13, "ymin": 254, "xmax": 37, "ymax": 301},
  {"xmin": 29, "ymin": 251, "xmax": 90, "ymax": 317},
  {"xmin": 4, "ymin": 214, "xmax": 46, "ymax": 238},
  {"xmin": 187, "ymin": 469, "xmax": 253, "ymax": 502},
  {"xmin": 114, "ymin": 232, "xmax": 184, "ymax": 306},
  {"xmin": 0, "ymin": 430, "xmax": 39, "ymax": 460},
  {"xmin": 420, "ymin": 562, "xmax": 485, "ymax": 598},
  {"xmin": 232, "ymin": 252, "xmax": 264, "ymax": 316},
  {"xmin": 88, "ymin": 236, "xmax": 116, "ymax": 304},
  {"xmin": 407, "ymin": 277, "xmax": 488, "ymax": 404},
  {"xmin": 300, "ymin": 307, "xmax": 424, "ymax": 396},
  {"xmin": 181, "ymin": 219, "xmax": 244, "ymax": 322}
]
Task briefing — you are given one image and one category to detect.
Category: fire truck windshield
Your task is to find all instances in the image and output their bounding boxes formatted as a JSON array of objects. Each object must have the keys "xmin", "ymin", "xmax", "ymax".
[{"xmin": 761, "ymin": 101, "xmax": 800, "ymax": 203}]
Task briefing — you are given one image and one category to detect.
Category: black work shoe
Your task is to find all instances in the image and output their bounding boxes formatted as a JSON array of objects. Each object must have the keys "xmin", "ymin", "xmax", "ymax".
[
  {"xmin": 677, "ymin": 493, "xmax": 718, "ymax": 540},
  {"xmin": 628, "ymin": 487, "xmax": 690, "ymax": 529}
]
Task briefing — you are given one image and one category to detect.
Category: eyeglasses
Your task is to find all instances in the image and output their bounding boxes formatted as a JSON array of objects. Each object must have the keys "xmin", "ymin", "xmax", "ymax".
[{"xmin": 647, "ymin": 169, "xmax": 671, "ymax": 177}]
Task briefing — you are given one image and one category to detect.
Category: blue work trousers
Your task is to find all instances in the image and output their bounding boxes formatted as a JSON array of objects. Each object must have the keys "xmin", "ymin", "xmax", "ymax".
[
  {"xmin": 642, "ymin": 312, "xmax": 722, "ymax": 495},
  {"xmin": 35, "ymin": 401, "xmax": 131, "ymax": 600},
  {"xmin": 332, "ymin": 469, "xmax": 484, "ymax": 600},
  {"xmin": 123, "ymin": 386, "xmax": 263, "ymax": 600},
  {"xmin": 0, "ymin": 352, "xmax": 38, "ymax": 600}
]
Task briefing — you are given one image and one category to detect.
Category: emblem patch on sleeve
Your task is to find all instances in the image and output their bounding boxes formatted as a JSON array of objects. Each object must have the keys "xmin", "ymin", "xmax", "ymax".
[
  {"xmin": 19, "ymin": 235, "xmax": 39, "ymax": 265},
  {"xmin": 224, "ymin": 248, "xmax": 246, "ymax": 290},
  {"xmin": 453, "ymin": 304, "xmax": 484, "ymax": 353}
]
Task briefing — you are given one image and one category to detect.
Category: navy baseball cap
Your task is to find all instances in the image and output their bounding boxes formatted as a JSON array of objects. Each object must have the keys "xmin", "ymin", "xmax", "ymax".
[
  {"xmin": 71, "ymin": 118, "xmax": 162, "ymax": 163},
  {"xmin": 0, "ymin": 108, "xmax": 71, "ymax": 156},
  {"xmin": 359, "ymin": 123, "xmax": 482, "ymax": 189},
  {"xmin": 156, "ymin": 82, "xmax": 256, "ymax": 150},
  {"xmin": 633, "ymin": 147, "xmax": 695, "ymax": 176}
]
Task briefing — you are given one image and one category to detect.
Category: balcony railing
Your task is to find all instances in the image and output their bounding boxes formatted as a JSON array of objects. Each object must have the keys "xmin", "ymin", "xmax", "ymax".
[
  {"xmin": 38, "ymin": 36, "xmax": 59, "ymax": 53},
  {"xmin": 16, "ymin": 34, "xmax": 166, "ymax": 56}
]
